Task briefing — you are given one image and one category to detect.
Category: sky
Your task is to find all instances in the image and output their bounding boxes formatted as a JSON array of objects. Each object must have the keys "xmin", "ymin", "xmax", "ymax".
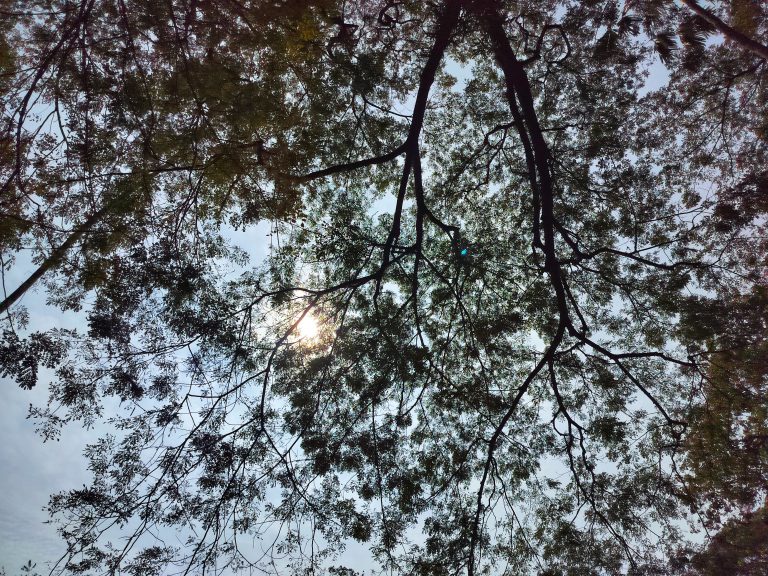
[
  {"xmin": 0, "ymin": 226, "xmax": 275, "ymax": 573},
  {"xmin": 0, "ymin": 45, "xmax": 677, "ymax": 575},
  {"xmin": 0, "ymin": 270, "xmax": 92, "ymax": 572},
  {"xmin": 0, "ymin": 222, "xmax": 375, "ymax": 574},
  {"xmin": 0, "ymin": 381, "xmax": 90, "ymax": 573}
]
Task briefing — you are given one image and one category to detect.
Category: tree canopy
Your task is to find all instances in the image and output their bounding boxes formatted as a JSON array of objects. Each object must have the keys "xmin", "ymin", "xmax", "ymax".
[{"xmin": 1, "ymin": 0, "xmax": 767, "ymax": 574}]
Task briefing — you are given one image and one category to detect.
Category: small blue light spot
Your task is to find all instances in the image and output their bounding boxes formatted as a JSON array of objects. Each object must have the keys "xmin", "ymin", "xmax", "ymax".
[{"xmin": 460, "ymin": 248, "xmax": 468, "ymax": 256}]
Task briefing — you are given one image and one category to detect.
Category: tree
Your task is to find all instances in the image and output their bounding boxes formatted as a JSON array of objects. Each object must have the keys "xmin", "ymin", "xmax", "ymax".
[
  {"xmin": 674, "ymin": 505, "xmax": 768, "ymax": 576},
  {"xmin": 1, "ymin": 0, "xmax": 767, "ymax": 575}
]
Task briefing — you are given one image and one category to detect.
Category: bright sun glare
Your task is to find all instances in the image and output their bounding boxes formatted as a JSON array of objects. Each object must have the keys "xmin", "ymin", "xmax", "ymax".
[{"xmin": 296, "ymin": 312, "xmax": 319, "ymax": 340}]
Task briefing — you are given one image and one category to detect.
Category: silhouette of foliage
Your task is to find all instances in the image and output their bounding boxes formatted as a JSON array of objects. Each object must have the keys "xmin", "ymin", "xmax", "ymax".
[{"xmin": 1, "ymin": 0, "xmax": 767, "ymax": 575}]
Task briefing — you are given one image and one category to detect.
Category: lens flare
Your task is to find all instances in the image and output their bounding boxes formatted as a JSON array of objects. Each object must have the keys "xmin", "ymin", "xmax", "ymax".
[{"xmin": 296, "ymin": 312, "xmax": 319, "ymax": 340}]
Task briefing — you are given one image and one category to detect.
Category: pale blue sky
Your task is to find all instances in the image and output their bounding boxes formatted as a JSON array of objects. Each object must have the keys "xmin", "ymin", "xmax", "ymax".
[
  {"xmin": 0, "ymin": 43, "xmax": 676, "ymax": 574},
  {"xmin": 0, "ymin": 273, "xmax": 92, "ymax": 572}
]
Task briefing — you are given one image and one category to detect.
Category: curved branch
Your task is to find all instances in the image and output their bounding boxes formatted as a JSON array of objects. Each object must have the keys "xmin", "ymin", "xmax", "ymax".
[{"xmin": 520, "ymin": 24, "xmax": 571, "ymax": 65}]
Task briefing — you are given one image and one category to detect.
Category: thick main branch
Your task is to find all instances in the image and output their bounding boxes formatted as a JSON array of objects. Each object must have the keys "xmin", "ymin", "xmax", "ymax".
[
  {"xmin": 681, "ymin": 0, "xmax": 768, "ymax": 61},
  {"xmin": 477, "ymin": 3, "xmax": 571, "ymax": 327}
]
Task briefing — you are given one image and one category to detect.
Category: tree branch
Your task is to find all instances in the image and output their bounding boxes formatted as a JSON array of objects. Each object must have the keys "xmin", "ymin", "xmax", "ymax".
[
  {"xmin": 681, "ymin": 0, "xmax": 768, "ymax": 61},
  {"xmin": 0, "ymin": 202, "xmax": 110, "ymax": 314},
  {"xmin": 290, "ymin": 142, "xmax": 408, "ymax": 182}
]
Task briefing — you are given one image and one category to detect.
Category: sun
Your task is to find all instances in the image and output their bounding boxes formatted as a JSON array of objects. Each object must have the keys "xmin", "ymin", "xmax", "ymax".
[{"xmin": 296, "ymin": 312, "xmax": 319, "ymax": 340}]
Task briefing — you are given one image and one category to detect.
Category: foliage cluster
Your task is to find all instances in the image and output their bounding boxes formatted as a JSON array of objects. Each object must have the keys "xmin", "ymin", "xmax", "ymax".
[{"xmin": 1, "ymin": 0, "xmax": 767, "ymax": 574}]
